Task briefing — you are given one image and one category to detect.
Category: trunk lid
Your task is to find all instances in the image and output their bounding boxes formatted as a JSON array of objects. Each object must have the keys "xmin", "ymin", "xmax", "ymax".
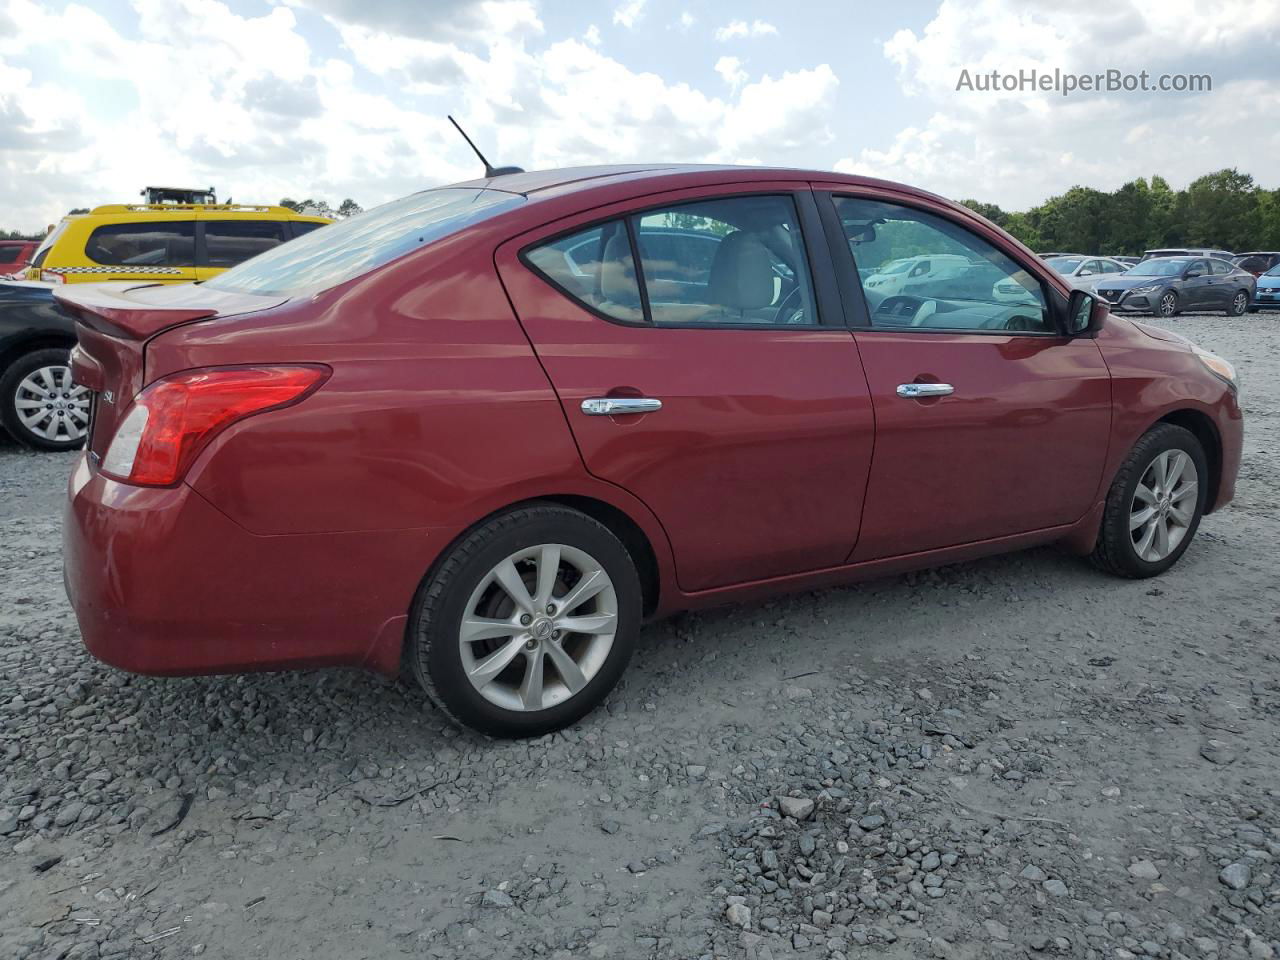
[{"xmin": 55, "ymin": 282, "xmax": 286, "ymax": 459}]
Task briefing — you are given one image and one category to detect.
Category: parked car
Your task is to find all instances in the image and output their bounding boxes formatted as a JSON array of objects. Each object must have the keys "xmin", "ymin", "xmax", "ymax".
[
  {"xmin": 1140, "ymin": 247, "xmax": 1235, "ymax": 263},
  {"xmin": 1045, "ymin": 255, "xmax": 1130, "ymax": 288},
  {"xmin": 60, "ymin": 165, "xmax": 1242, "ymax": 737},
  {"xmin": 0, "ymin": 238, "xmax": 39, "ymax": 277},
  {"xmin": 27, "ymin": 203, "xmax": 330, "ymax": 285},
  {"xmin": 1231, "ymin": 251, "xmax": 1280, "ymax": 277},
  {"xmin": 861, "ymin": 254, "xmax": 971, "ymax": 296},
  {"xmin": 1093, "ymin": 257, "xmax": 1255, "ymax": 317},
  {"xmin": 0, "ymin": 280, "xmax": 84, "ymax": 449},
  {"xmin": 1253, "ymin": 262, "xmax": 1280, "ymax": 311},
  {"xmin": 1109, "ymin": 256, "xmax": 1141, "ymax": 267}
]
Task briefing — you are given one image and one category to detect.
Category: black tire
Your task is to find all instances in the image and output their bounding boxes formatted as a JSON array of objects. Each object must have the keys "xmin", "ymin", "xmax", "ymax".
[
  {"xmin": 406, "ymin": 503, "xmax": 642, "ymax": 737},
  {"xmin": 1227, "ymin": 290, "xmax": 1249, "ymax": 316},
  {"xmin": 0, "ymin": 347, "xmax": 87, "ymax": 452},
  {"xmin": 1156, "ymin": 290, "xmax": 1179, "ymax": 318},
  {"xmin": 1089, "ymin": 423, "xmax": 1208, "ymax": 579}
]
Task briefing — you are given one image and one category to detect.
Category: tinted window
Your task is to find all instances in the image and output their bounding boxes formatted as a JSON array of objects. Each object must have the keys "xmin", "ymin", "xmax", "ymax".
[
  {"xmin": 835, "ymin": 196, "xmax": 1050, "ymax": 333},
  {"xmin": 525, "ymin": 221, "xmax": 644, "ymax": 324},
  {"xmin": 290, "ymin": 221, "xmax": 327, "ymax": 239},
  {"xmin": 632, "ymin": 195, "xmax": 817, "ymax": 326},
  {"xmin": 203, "ymin": 220, "xmax": 288, "ymax": 268},
  {"xmin": 206, "ymin": 188, "xmax": 524, "ymax": 297},
  {"xmin": 0, "ymin": 246, "xmax": 21, "ymax": 265},
  {"xmin": 86, "ymin": 222, "xmax": 196, "ymax": 267}
]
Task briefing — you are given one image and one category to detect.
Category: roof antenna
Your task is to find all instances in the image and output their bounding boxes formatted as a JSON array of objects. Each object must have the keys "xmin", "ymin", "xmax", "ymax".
[{"xmin": 448, "ymin": 115, "xmax": 524, "ymax": 178}]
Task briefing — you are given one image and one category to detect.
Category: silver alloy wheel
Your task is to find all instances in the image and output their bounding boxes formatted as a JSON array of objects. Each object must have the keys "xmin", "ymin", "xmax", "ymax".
[
  {"xmin": 459, "ymin": 543, "xmax": 618, "ymax": 712},
  {"xmin": 1129, "ymin": 449, "xmax": 1199, "ymax": 562},
  {"xmin": 14, "ymin": 365, "xmax": 90, "ymax": 443},
  {"xmin": 1232, "ymin": 292, "xmax": 1248, "ymax": 315},
  {"xmin": 1158, "ymin": 293, "xmax": 1177, "ymax": 317}
]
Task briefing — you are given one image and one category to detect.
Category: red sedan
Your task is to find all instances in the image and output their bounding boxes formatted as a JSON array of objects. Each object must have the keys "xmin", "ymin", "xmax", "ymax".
[{"xmin": 58, "ymin": 165, "xmax": 1242, "ymax": 737}]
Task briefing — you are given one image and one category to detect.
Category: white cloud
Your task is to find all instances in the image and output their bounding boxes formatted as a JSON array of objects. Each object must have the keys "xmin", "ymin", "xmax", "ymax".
[
  {"xmin": 840, "ymin": 0, "xmax": 1280, "ymax": 207},
  {"xmin": 714, "ymin": 19, "xmax": 778, "ymax": 42},
  {"xmin": 583, "ymin": 24, "xmax": 601, "ymax": 46},
  {"xmin": 678, "ymin": 12, "xmax": 695, "ymax": 30},
  {"xmin": 612, "ymin": 0, "xmax": 645, "ymax": 29},
  {"xmin": 714, "ymin": 55, "xmax": 747, "ymax": 91}
]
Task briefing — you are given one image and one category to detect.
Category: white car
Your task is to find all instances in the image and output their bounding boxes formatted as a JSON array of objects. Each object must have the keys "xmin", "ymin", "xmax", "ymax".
[
  {"xmin": 1044, "ymin": 255, "xmax": 1130, "ymax": 289},
  {"xmin": 862, "ymin": 254, "xmax": 971, "ymax": 297}
]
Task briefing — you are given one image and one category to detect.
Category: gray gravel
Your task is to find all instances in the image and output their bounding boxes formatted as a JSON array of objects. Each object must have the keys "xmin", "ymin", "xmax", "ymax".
[{"xmin": 1, "ymin": 311, "xmax": 1278, "ymax": 960}]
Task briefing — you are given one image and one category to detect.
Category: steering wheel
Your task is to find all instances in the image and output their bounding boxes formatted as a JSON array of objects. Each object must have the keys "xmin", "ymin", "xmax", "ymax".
[{"xmin": 772, "ymin": 285, "xmax": 805, "ymax": 324}]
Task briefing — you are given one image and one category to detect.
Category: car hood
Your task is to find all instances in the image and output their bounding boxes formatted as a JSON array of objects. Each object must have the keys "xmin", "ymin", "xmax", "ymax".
[
  {"xmin": 1094, "ymin": 274, "xmax": 1170, "ymax": 291},
  {"xmin": 1120, "ymin": 316, "xmax": 1192, "ymax": 346},
  {"xmin": 1256, "ymin": 274, "xmax": 1280, "ymax": 288}
]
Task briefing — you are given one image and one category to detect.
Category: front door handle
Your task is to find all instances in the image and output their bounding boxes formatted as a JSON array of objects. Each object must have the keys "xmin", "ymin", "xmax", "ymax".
[
  {"xmin": 581, "ymin": 397, "xmax": 663, "ymax": 416},
  {"xmin": 896, "ymin": 383, "xmax": 954, "ymax": 399}
]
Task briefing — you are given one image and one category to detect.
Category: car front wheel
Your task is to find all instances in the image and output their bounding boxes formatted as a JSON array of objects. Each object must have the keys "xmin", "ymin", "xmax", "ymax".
[
  {"xmin": 1089, "ymin": 423, "xmax": 1208, "ymax": 578},
  {"xmin": 406, "ymin": 503, "xmax": 642, "ymax": 737},
  {"xmin": 1156, "ymin": 291, "xmax": 1179, "ymax": 318},
  {"xmin": 0, "ymin": 348, "xmax": 91, "ymax": 451}
]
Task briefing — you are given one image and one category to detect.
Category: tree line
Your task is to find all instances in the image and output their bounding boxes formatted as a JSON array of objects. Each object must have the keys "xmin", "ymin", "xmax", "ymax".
[{"xmin": 960, "ymin": 169, "xmax": 1278, "ymax": 255}]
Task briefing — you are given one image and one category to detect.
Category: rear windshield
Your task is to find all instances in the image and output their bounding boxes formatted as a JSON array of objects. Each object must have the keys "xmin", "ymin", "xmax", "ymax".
[
  {"xmin": 205, "ymin": 188, "xmax": 524, "ymax": 297},
  {"xmin": 31, "ymin": 221, "xmax": 69, "ymax": 268}
]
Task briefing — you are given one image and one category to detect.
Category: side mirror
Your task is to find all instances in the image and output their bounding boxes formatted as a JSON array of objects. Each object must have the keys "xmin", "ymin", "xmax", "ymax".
[
  {"xmin": 1066, "ymin": 289, "xmax": 1104, "ymax": 336},
  {"xmin": 1079, "ymin": 270, "xmax": 1094, "ymax": 277},
  {"xmin": 1183, "ymin": 268, "xmax": 1203, "ymax": 279}
]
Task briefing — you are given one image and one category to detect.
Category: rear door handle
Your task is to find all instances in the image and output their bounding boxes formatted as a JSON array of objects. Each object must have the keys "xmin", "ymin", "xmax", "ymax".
[
  {"xmin": 581, "ymin": 397, "xmax": 663, "ymax": 416},
  {"xmin": 896, "ymin": 383, "xmax": 954, "ymax": 399}
]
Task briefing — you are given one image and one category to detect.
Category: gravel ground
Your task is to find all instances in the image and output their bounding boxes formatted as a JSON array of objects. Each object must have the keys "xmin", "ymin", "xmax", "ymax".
[{"xmin": 1, "ymin": 312, "xmax": 1277, "ymax": 960}]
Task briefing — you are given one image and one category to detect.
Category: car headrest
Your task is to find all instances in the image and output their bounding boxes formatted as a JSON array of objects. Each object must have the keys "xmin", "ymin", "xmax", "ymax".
[
  {"xmin": 600, "ymin": 233, "xmax": 640, "ymax": 306},
  {"xmin": 707, "ymin": 232, "xmax": 774, "ymax": 310}
]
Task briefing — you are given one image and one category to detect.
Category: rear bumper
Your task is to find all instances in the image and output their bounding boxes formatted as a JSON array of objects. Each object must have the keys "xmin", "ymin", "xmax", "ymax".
[{"xmin": 63, "ymin": 455, "xmax": 441, "ymax": 677}]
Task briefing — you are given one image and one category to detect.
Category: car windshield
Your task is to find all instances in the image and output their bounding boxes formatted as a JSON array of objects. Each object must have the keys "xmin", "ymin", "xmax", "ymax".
[
  {"xmin": 1047, "ymin": 257, "xmax": 1084, "ymax": 273},
  {"xmin": 880, "ymin": 259, "xmax": 913, "ymax": 274},
  {"xmin": 1129, "ymin": 259, "xmax": 1189, "ymax": 277},
  {"xmin": 205, "ymin": 188, "xmax": 525, "ymax": 297}
]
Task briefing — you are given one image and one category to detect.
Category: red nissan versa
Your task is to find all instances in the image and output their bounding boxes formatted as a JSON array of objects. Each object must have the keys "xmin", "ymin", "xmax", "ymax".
[{"xmin": 58, "ymin": 165, "xmax": 1242, "ymax": 737}]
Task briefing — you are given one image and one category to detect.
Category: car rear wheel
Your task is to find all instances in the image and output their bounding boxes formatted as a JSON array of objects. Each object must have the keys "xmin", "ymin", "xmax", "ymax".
[
  {"xmin": 0, "ymin": 348, "xmax": 90, "ymax": 451},
  {"xmin": 1156, "ymin": 291, "xmax": 1179, "ymax": 318},
  {"xmin": 1228, "ymin": 291, "xmax": 1249, "ymax": 316},
  {"xmin": 1089, "ymin": 423, "xmax": 1207, "ymax": 579},
  {"xmin": 406, "ymin": 503, "xmax": 641, "ymax": 737}
]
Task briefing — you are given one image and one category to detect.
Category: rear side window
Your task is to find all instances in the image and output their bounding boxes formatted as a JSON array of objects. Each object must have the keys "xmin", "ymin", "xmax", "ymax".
[
  {"xmin": 290, "ymin": 221, "xmax": 327, "ymax": 239},
  {"xmin": 203, "ymin": 220, "xmax": 288, "ymax": 268},
  {"xmin": 0, "ymin": 246, "xmax": 21, "ymax": 265},
  {"xmin": 1210, "ymin": 259, "xmax": 1231, "ymax": 276},
  {"xmin": 85, "ymin": 222, "xmax": 196, "ymax": 267},
  {"xmin": 525, "ymin": 221, "xmax": 644, "ymax": 324},
  {"xmin": 206, "ymin": 188, "xmax": 524, "ymax": 297}
]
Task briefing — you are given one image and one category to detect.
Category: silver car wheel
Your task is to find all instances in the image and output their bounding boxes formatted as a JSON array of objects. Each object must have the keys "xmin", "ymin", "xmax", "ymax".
[
  {"xmin": 1129, "ymin": 449, "xmax": 1199, "ymax": 562},
  {"xmin": 14, "ymin": 365, "xmax": 90, "ymax": 443},
  {"xmin": 1158, "ymin": 293, "xmax": 1177, "ymax": 317},
  {"xmin": 1231, "ymin": 292, "xmax": 1248, "ymax": 315},
  {"xmin": 459, "ymin": 543, "xmax": 618, "ymax": 712}
]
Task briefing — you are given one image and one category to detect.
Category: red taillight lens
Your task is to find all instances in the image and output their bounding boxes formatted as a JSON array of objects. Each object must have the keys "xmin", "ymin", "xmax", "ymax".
[{"xmin": 100, "ymin": 365, "xmax": 329, "ymax": 486}]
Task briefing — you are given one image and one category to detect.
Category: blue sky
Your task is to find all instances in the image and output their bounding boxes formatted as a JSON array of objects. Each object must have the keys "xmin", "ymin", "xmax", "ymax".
[{"xmin": 1, "ymin": 0, "xmax": 1276, "ymax": 232}]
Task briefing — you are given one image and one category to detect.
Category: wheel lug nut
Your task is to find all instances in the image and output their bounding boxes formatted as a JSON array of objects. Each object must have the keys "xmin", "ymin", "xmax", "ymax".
[
  {"xmin": 520, "ymin": 614, "xmax": 532, "ymax": 626},
  {"xmin": 546, "ymin": 604, "xmax": 556, "ymax": 615},
  {"xmin": 524, "ymin": 639, "xmax": 536, "ymax": 650},
  {"xmin": 552, "ymin": 630, "xmax": 561, "ymax": 640}
]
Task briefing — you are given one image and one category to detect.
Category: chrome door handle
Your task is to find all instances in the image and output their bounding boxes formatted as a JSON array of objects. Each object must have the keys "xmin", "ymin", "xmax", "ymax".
[
  {"xmin": 581, "ymin": 397, "xmax": 663, "ymax": 416},
  {"xmin": 896, "ymin": 383, "xmax": 954, "ymax": 399}
]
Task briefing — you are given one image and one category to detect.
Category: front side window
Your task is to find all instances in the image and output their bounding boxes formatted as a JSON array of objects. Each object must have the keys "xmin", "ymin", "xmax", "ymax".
[
  {"xmin": 203, "ymin": 220, "xmax": 288, "ymax": 268},
  {"xmin": 524, "ymin": 221, "xmax": 644, "ymax": 324},
  {"xmin": 206, "ymin": 188, "xmax": 524, "ymax": 297},
  {"xmin": 834, "ymin": 196, "xmax": 1051, "ymax": 333},
  {"xmin": 85, "ymin": 222, "xmax": 196, "ymax": 267}
]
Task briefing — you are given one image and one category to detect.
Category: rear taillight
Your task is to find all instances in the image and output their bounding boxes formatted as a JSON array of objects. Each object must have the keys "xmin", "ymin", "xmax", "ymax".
[{"xmin": 100, "ymin": 365, "xmax": 329, "ymax": 486}]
